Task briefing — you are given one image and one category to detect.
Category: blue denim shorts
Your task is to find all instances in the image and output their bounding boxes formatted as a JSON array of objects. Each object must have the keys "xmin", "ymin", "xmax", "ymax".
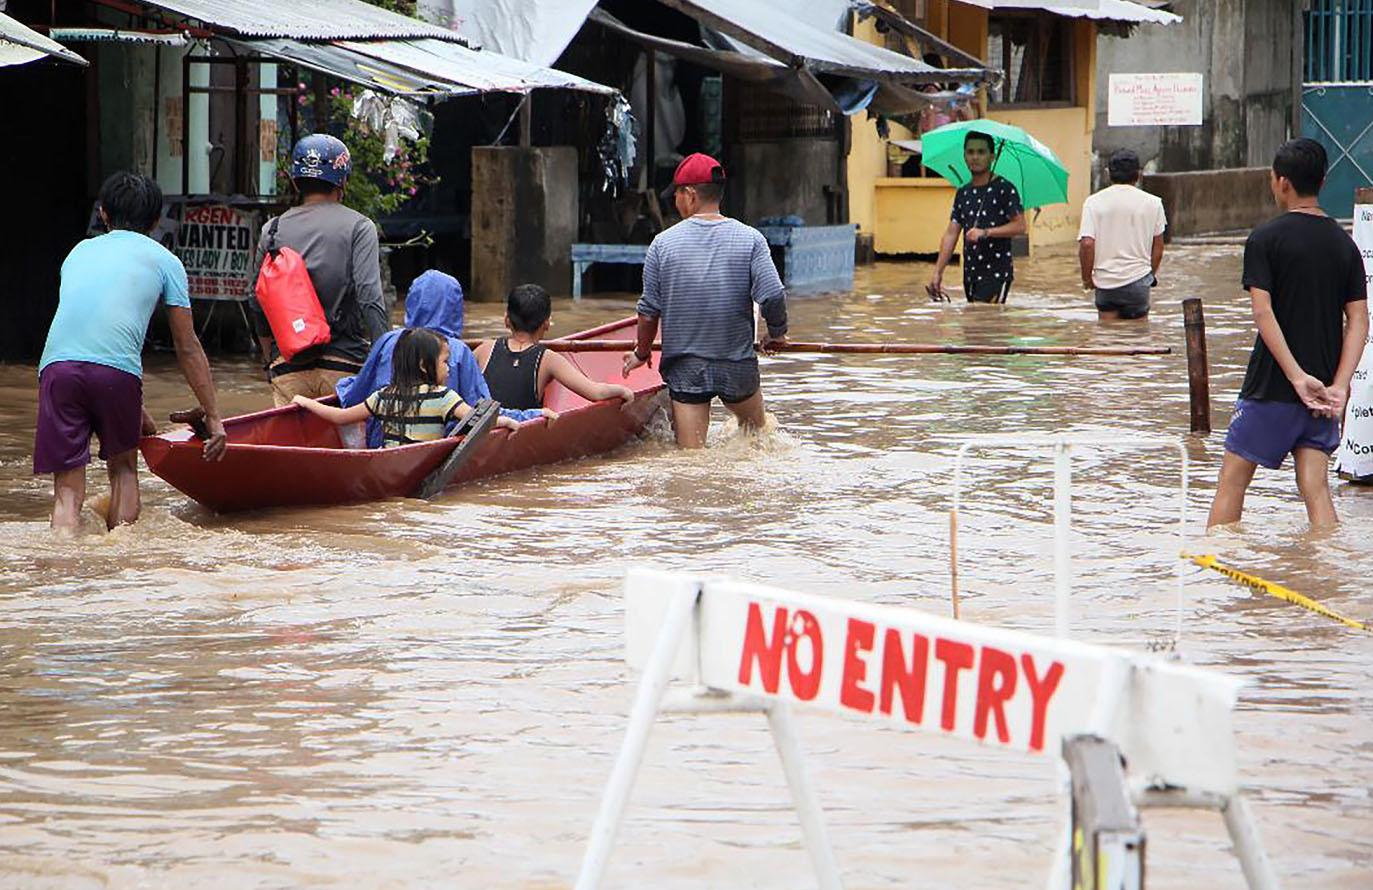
[{"xmin": 1223, "ymin": 398, "xmax": 1339, "ymax": 469}]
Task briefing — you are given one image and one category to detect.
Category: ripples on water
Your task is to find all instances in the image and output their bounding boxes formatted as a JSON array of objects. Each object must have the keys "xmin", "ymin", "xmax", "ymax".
[{"xmin": 0, "ymin": 250, "xmax": 1369, "ymax": 888}]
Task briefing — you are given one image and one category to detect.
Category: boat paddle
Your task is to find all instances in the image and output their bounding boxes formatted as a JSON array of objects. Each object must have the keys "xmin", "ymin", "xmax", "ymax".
[
  {"xmin": 413, "ymin": 398, "xmax": 501, "ymax": 500},
  {"xmin": 506, "ymin": 339, "xmax": 1171, "ymax": 357}
]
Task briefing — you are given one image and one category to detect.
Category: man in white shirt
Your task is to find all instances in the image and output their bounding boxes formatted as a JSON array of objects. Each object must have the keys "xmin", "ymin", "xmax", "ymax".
[{"xmin": 1078, "ymin": 150, "xmax": 1167, "ymax": 319}]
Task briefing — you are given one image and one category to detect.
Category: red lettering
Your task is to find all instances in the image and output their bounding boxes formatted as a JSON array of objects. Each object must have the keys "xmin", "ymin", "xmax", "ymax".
[
  {"xmin": 1021, "ymin": 654, "xmax": 1065, "ymax": 752},
  {"xmin": 839, "ymin": 618, "xmax": 875, "ymax": 713},
  {"xmin": 738, "ymin": 603, "xmax": 787, "ymax": 693},
  {"xmin": 934, "ymin": 638, "xmax": 975, "ymax": 732},
  {"xmin": 786, "ymin": 610, "xmax": 824, "ymax": 701},
  {"xmin": 879, "ymin": 629, "xmax": 928, "ymax": 724},
  {"xmin": 973, "ymin": 646, "xmax": 1018, "ymax": 744}
]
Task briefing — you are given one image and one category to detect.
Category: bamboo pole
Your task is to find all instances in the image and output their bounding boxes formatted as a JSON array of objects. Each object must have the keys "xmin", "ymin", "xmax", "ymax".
[{"xmin": 488, "ymin": 339, "xmax": 1172, "ymax": 357}]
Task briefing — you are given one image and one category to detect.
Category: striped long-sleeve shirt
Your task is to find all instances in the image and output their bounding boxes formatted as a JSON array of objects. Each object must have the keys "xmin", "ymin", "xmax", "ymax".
[{"xmin": 636, "ymin": 217, "xmax": 788, "ymax": 362}]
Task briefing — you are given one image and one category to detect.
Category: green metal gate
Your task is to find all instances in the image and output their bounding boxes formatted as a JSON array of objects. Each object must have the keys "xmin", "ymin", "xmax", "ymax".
[{"xmin": 1303, "ymin": 0, "xmax": 1373, "ymax": 218}]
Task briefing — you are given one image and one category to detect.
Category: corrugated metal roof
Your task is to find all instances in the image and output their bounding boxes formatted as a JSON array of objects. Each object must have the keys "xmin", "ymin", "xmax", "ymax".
[
  {"xmin": 990, "ymin": 0, "xmax": 1180, "ymax": 24},
  {"xmin": 340, "ymin": 38, "xmax": 616, "ymax": 94},
  {"xmin": 1, "ymin": 12, "xmax": 89, "ymax": 67},
  {"xmin": 236, "ymin": 38, "xmax": 469, "ymax": 95},
  {"xmin": 238, "ymin": 36, "xmax": 616, "ymax": 97},
  {"xmin": 135, "ymin": 0, "xmax": 464, "ymax": 41},
  {"xmin": 660, "ymin": 0, "xmax": 989, "ymax": 83}
]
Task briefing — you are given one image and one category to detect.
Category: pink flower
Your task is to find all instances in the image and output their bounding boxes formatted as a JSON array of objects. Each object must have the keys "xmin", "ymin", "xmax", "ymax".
[
  {"xmin": 408, "ymin": 187, "xmax": 417, "ymax": 196},
  {"xmin": 330, "ymin": 87, "xmax": 340, "ymax": 97}
]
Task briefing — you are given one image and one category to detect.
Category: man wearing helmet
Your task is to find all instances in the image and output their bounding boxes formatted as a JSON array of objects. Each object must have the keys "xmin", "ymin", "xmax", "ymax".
[{"xmin": 248, "ymin": 134, "xmax": 388, "ymax": 405}]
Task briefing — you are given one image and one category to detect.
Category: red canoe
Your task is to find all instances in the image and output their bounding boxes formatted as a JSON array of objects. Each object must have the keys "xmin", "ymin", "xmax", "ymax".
[{"xmin": 140, "ymin": 317, "xmax": 667, "ymax": 512}]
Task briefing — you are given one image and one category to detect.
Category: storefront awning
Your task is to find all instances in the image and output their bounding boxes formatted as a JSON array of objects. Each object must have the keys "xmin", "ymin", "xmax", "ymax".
[
  {"xmin": 658, "ymin": 0, "xmax": 989, "ymax": 85},
  {"xmin": 987, "ymin": 0, "xmax": 1180, "ymax": 25},
  {"xmin": 1, "ymin": 12, "xmax": 89, "ymax": 67},
  {"xmin": 234, "ymin": 36, "xmax": 616, "ymax": 98},
  {"xmin": 588, "ymin": 9, "xmax": 786, "ymax": 84}
]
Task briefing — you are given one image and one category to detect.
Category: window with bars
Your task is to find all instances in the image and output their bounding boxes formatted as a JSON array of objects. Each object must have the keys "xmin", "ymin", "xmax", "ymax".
[
  {"xmin": 1305, "ymin": 0, "xmax": 1373, "ymax": 83},
  {"xmin": 986, "ymin": 13, "xmax": 1074, "ymax": 106}
]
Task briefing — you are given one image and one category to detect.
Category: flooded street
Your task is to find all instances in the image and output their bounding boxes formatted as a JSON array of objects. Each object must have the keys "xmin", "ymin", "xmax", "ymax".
[{"xmin": 0, "ymin": 244, "xmax": 1369, "ymax": 889}]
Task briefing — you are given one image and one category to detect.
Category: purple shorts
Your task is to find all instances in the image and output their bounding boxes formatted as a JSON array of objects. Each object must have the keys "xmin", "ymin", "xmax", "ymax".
[
  {"xmin": 1223, "ymin": 398, "xmax": 1339, "ymax": 470},
  {"xmin": 34, "ymin": 361, "xmax": 143, "ymax": 474}
]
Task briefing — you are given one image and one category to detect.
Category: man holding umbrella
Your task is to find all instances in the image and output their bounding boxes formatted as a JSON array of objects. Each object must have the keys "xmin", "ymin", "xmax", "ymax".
[{"xmin": 928, "ymin": 131, "xmax": 1027, "ymax": 303}]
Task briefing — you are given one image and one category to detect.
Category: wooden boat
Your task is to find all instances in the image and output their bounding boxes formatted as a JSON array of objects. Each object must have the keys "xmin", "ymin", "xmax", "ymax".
[{"xmin": 140, "ymin": 317, "xmax": 667, "ymax": 512}]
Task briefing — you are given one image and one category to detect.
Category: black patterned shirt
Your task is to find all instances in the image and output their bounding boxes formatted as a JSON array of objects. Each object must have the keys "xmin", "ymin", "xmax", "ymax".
[{"xmin": 950, "ymin": 177, "xmax": 1023, "ymax": 287}]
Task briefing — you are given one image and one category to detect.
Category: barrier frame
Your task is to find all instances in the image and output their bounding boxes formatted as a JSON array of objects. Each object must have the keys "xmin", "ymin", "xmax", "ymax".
[
  {"xmin": 951, "ymin": 433, "xmax": 1189, "ymax": 641},
  {"xmin": 576, "ymin": 569, "xmax": 1281, "ymax": 890}
]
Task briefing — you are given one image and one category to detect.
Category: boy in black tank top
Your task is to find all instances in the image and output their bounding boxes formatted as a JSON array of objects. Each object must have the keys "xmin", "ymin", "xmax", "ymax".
[{"xmin": 473, "ymin": 285, "xmax": 636, "ymax": 416}]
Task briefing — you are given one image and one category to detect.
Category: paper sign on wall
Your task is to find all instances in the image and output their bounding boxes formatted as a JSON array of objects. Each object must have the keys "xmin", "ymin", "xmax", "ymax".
[{"xmin": 1108, "ymin": 73, "xmax": 1204, "ymax": 127}]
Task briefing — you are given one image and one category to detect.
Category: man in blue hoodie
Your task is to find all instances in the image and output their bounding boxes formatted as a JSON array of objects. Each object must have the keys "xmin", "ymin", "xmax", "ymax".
[{"xmin": 336, "ymin": 270, "xmax": 541, "ymax": 448}]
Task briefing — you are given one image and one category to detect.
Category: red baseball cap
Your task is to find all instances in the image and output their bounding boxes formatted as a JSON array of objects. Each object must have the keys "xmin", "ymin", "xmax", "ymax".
[{"xmin": 672, "ymin": 152, "xmax": 726, "ymax": 187}]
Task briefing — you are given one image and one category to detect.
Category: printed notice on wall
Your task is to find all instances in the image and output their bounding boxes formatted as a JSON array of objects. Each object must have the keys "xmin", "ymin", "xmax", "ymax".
[
  {"xmin": 1107, "ymin": 73, "xmax": 1204, "ymax": 126},
  {"xmin": 1336, "ymin": 202, "xmax": 1373, "ymax": 480}
]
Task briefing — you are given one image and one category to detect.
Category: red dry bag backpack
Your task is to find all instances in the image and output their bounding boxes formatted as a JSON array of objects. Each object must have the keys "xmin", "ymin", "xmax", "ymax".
[{"xmin": 255, "ymin": 216, "xmax": 331, "ymax": 361}]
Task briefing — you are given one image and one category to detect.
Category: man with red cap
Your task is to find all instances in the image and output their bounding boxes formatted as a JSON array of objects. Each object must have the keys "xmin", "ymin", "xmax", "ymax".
[{"xmin": 622, "ymin": 153, "xmax": 789, "ymax": 447}]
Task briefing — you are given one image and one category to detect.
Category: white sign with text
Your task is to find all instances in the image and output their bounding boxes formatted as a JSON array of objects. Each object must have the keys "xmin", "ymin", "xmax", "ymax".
[
  {"xmin": 1108, "ymin": 73, "xmax": 1204, "ymax": 126},
  {"xmin": 1336, "ymin": 202, "xmax": 1373, "ymax": 479},
  {"xmin": 625, "ymin": 571, "xmax": 1242, "ymax": 795}
]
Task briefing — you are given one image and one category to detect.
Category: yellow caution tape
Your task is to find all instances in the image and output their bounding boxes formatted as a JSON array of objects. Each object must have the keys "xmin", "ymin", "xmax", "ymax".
[{"xmin": 1185, "ymin": 553, "xmax": 1369, "ymax": 632}]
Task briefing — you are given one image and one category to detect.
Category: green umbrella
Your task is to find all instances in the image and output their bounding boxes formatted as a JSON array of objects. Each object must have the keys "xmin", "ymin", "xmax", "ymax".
[{"xmin": 919, "ymin": 120, "xmax": 1069, "ymax": 210}]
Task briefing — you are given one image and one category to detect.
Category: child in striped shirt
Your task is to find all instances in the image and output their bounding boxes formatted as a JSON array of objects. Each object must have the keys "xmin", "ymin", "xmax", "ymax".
[{"xmin": 294, "ymin": 327, "xmax": 518, "ymax": 446}]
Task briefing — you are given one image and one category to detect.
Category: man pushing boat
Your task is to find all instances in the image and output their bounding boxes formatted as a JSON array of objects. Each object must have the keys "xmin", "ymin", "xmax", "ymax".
[{"xmin": 621, "ymin": 153, "xmax": 789, "ymax": 448}]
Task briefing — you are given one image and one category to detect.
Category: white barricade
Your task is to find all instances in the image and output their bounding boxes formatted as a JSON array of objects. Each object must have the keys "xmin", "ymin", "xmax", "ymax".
[{"xmin": 576, "ymin": 570, "xmax": 1279, "ymax": 890}]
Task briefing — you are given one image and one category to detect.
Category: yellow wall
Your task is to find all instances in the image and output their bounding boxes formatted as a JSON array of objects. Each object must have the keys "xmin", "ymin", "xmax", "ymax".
[
  {"xmin": 846, "ymin": 3, "xmax": 1097, "ymax": 251},
  {"xmin": 873, "ymin": 178, "xmax": 957, "ymax": 254},
  {"xmin": 988, "ymin": 106, "xmax": 1091, "ymax": 246}
]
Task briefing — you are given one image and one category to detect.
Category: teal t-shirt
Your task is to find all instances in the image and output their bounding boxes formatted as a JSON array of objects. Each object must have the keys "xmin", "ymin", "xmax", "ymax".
[{"xmin": 39, "ymin": 230, "xmax": 192, "ymax": 378}]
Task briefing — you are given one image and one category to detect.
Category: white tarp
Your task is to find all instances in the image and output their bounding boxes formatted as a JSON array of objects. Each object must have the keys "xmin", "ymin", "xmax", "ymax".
[
  {"xmin": 429, "ymin": 0, "xmax": 597, "ymax": 67},
  {"xmin": 1336, "ymin": 201, "xmax": 1373, "ymax": 479}
]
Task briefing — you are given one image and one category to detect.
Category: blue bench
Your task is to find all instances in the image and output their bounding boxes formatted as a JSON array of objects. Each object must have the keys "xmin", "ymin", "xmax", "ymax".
[{"xmin": 570, "ymin": 243, "xmax": 649, "ymax": 300}]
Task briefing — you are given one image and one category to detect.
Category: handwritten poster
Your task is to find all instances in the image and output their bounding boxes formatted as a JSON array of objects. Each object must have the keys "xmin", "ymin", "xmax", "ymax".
[
  {"xmin": 1336, "ymin": 201, "xmax": 1373, "ymax": 479},
  {"xmin": 1108, "ymin": 73, "xmax": 1203, "ymax": 127}
]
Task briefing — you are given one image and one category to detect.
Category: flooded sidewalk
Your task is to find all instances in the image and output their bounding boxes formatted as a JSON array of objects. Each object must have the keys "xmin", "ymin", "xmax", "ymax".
[{"xmin": 0, "ymin": 244, "xmax": 1369, "ymax": 889}]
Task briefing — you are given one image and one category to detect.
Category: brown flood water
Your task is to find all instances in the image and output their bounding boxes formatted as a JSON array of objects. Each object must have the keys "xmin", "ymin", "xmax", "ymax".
[{"xmin": 0, "ymin": 244, "xmax": 1369, "ymax": 889}]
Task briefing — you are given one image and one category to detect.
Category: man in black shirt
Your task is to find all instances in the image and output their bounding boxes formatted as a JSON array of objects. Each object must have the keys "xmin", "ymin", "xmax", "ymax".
[
  {"xmin": 1208, "ymin": 138, "xmax": 1369, "ymax": 528},
  {"xmin": 929, "ymin": 131, "xmax": 1027, "ymax": 303}
]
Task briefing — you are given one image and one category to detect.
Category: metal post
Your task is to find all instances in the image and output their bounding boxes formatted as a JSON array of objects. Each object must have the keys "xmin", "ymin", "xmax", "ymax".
[
  {"xmin": 519, "ymin": 94, "xmax": 532, "ymax": 149},
  {"xmin": 575, "ymin": 585, "xmax": 700, "ymax": 890},
  {"xmin": 766, "ymin": 703, "xmax": 844, "ymax": 890},
  {"xmin": 1046, "ymin": 655, "xmax": 1128, "ymax": 890},
  {"xmin": 1053, "ymin": 441, "xmax": 1072, "ymax": 638},
  {"xmin": 1222, "ymin": 795, "xmax": 1282, "ymax": 890},
  {"xmin": 1183, "ymin": 298, "xmax": 1212, "ymax": 434},
  {"xmin": 1062, "ymin": 734, "xmax": 1145, "ymax": 890}
]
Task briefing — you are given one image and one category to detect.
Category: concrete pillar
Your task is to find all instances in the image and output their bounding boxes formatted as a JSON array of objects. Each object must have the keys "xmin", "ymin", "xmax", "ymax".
[{"xmin": 470, "ymin": 146, "xmax": 578, "ymax": 302}]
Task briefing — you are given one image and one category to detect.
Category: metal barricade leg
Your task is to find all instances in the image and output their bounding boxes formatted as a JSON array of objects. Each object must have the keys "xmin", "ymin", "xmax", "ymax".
[
  {"xmin": 1222, "ymin": 794, "xmax": 1282, "ymax": 890},
  {"xmin": 766, "ymin": 702, "xmax": 844, "ymax": 890},
  {"xmin": 575, "ymin": 585, "xmax": 699, "ymax": 890}
]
